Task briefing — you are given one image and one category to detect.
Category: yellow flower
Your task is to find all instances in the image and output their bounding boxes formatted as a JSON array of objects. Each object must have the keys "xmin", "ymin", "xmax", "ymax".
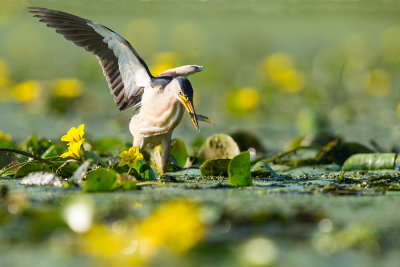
[
  {"xmin": 363, "ymin": 69, "xmax": 391, "ymax": 96},
  {"xmin": 53, "ymin": 78, "xmax": 83, "ymax": 98},
  {"xmin": 262, "ymin": 52, "xmax": 294, "ymax": 75},
  {"xmin": 235, "ymin": 87, "xmax": 260, "ymax": 113},
  {"xmin": 11, "ymin": 80, "xmax": 42, "ymax": 102},
  {"xmin": 81, "ymin": 224, "xmax": 144, "ymax": 266},
  {"xmin": 61, "ymin": 124, "xmax": 85, "ymax": 145},
  {"xmin": 118, "ymin": 146, "xmax": 143, "ymax": 168},
  {"xmin": 271, "ymin": 69, "xmax": 305, "ymax": 93},
  {"xmin": 61, "ymin": 139, "xmax": 84, "ymax": 159},
  {"xmin": 79, "ymin": 200, "xmax": 204, "ymax": 266},
  {"xmin": 150, "ymin": 52, "xmax": 179, "ymax": 76},
  {"xmin": 60, "ymin": 124, "xmax": 85, "ymax": 159},
  {"xmin": 261, "ymin": 52, "xmax": 305, "ymax": 93},
  {"xmin": 0, "ymin": 129, "xmax": 11, "ymax": 142},
  {"xmin": 137, "ymin": 200, "xmax": 204, "ymax": 253}
]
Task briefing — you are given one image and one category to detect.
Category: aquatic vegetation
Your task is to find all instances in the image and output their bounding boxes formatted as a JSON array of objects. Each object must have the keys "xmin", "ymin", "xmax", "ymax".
[
  {"xmin": 118, "ymin": 146, "xmax": 144, "ymax": 169},
  {"xmin": 52, "ymin": 78, "xmax": 83, "ymax": 98},
  {"xmin": 11, "ymin": 80, "xmax": 42, "ymax": 102},
  {"xmin": 60, "ymin": 124, "xmax": 85, "ymax": 159},
  {"xmin": 261, "ymin": 52, "xmax": 305, "ymax": 93}
]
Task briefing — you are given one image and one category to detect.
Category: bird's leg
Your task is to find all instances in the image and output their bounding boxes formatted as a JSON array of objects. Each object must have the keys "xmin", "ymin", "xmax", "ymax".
[
  {"xmin": 160, "ymin": 133, "xmax": 172, "ymax": 174},
  {"xmin": 195, "ymin": 114, "xmax": 215, "ymax": 126}
]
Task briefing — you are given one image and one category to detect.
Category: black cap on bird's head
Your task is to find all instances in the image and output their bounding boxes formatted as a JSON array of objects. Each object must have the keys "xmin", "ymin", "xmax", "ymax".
[{"xmin": 176, "ymin": 76, "xmax": 199, "ymax": 131}]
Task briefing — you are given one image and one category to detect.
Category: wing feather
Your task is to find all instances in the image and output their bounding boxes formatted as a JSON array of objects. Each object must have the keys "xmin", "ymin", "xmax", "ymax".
[{"xmin": 29, "ymin": 7, "xmax": 154, "ymax": 111}]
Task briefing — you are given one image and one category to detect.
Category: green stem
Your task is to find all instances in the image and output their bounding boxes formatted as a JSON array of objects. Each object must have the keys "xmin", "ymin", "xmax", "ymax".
[
  {"xmin": 339, "ymin": 171, "xmax": 345, "ymax": 183},
  {"xmin": 128, "ymin": 167, "xmax": 132, "ymax": 174},
  {"xmin": 0, "ymin": 148, "xmax": 58, "ymax": 168}
]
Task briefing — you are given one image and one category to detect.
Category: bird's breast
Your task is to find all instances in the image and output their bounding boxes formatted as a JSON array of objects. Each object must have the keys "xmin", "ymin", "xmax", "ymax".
[{"xmin": 130, "ymin": 99, "xmax": 184, "ymax": 137}]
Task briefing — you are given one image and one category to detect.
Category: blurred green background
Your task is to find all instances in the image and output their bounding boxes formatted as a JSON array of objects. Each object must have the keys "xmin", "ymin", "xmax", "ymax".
[{"xmin": 1, "ymin": 0, "xmax": 400, "ymax": 150}]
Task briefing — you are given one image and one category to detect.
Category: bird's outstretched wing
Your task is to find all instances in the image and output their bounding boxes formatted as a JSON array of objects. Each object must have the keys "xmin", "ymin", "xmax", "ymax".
[
  {"xmin": 157, "ymin": 65, "xmax": 204, "ymax": 78},
  {"xmin": 29, "ymin": 7, "xmax": 154, "ymax": 111}
]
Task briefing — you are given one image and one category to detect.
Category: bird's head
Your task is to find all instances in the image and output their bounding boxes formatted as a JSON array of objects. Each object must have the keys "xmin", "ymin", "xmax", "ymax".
[{"xmin": 176, "ymin": 76, "xmax": 199, "ymax": 132}]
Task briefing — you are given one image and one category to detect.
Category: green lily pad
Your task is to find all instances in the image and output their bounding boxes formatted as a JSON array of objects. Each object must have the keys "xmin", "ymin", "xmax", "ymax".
[
  {"xmin": 83, "ymin": 168, "xmax": 117, "ymax": 192},
  {"xmin": 116, "ymin": 173, "xmax": 138, "ymax": 190},
  {"xmin": 342, "ymin": 153, "xmax": 396, "ymax": 171},
  {"xmin": 15, "ymin": 162, "xmax": 53, "ymax": 178},
  {"xmin": 170, "ymin": 138, "xmax": 188, "ymax": 168},
  {"xmin": 109, "ymin": 162, "xmax": 141, "ymax": 178},
  {"xmin": 134, "ymin": 160, "xmax": 156, "ymax": 181},
  {"xmin": 251, "ymin": 161, "xmax": 277, "ymax": 178},
  {"xmin": 0, "ymin": 151, "xmax": 17, "ymax": 169},
  {"xmin": 229, "ymin": 151, "xmax": 252, "ymax": 187},
  {"xmin": 197, "ymin": 134, "xmax": 240, "ymax": 160},
  {"xmin": 200, "ymin": 159, "xmax": 231, "ymax": 177}
]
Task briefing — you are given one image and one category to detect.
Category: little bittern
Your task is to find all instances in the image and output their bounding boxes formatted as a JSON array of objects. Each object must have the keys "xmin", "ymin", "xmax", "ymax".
[{"xmin": 30, "ymin": 7, "xmax": 214, "ymax": 172}]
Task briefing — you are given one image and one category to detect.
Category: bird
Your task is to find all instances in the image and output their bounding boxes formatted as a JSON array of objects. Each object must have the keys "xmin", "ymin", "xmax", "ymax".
[{"xmin": 29, "ymin": 7, "xmax": 214, "ymax": 173}]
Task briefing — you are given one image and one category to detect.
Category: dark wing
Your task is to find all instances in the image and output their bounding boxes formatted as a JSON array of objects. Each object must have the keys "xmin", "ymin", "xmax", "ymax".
[{"xmin": 29, "ymin": 7, "xmax": 154, "ymax": 111}]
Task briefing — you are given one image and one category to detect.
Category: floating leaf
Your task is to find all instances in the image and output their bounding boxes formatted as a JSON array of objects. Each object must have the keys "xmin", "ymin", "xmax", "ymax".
[
  {"xmin": 109, "ymin": 162, "xmax": 143, "ymax": 180},
  {"xmin": 116, "ymin": 173, "xmax": 138, "ymax": 190},
  {"xmin": 197, "ymin": 134, "xmax": 240, "ymax": 160},
  {"xmin": 200, "ymin": 159, "xmax": 230, "ymax": 177},
  {"xmin": 170, "ymin": 138, "xmax": 188, "ymax": 167},
  {"xmin": 83, "ymin": 168, "xmax": 117, "ymax": 192},
  {"xmin": 92, "ymin": 138, "xmax": 123, "ymax": 154},
  {"xmin": 21, "ymin": 172, "xmax": 62, "ymax": 187},
  {"xmin": 134, "ymin": 160, "xmax": 156, "ymax": 180},
  {"xmin": 0, "ymin": 151, "xmax": 17, "ymax": 169},
  {"xmin": 229, "ymin": 151, "xmax": 252, "ymax": 187},
  {"xmin": 342, "ymin": 153, "xmax": 396, "ymax": 171},
  {"xmin": 251, "ymin": 161, "xmax": 277, "ymax": 178},
  {"xmin": 15, "ymin": 162, "xmax": 53, "ymax": 178}
]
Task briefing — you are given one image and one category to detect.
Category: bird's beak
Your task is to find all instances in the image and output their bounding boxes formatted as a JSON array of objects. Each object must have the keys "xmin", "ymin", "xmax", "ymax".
[{"xmin": 180, "ymin": 95, "xmax": 199, "ymax": 131}]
